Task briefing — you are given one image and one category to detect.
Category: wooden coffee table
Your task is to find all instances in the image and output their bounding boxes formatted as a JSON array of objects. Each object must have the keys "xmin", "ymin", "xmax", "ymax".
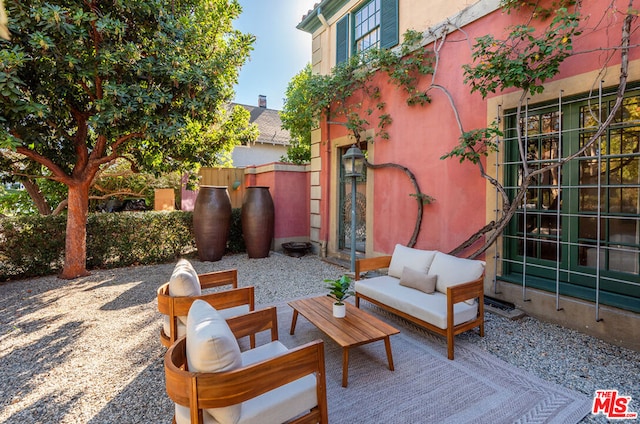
[{"xmin": 288, "ymin": 296, "xmax": 399, "ymax": 387}]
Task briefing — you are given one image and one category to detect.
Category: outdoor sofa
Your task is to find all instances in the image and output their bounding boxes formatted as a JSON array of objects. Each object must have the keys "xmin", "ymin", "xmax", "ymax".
[{"xmin": 355, "ymin": 244, "xmax": 485, "ymax": 360}]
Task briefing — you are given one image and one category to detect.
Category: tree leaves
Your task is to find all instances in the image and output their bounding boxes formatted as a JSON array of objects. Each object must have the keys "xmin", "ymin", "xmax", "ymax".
[{"xmin": 463, "ymin": 7, "xmax": 581, "ymax": 98}]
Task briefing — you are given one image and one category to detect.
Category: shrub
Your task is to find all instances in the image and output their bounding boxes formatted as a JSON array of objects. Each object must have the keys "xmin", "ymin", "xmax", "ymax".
[
  {"xmin": 0, "ymin": 211, "xmax": 195, "ymax": 280},
  {"xmin": 227, "ymin": 208, "xmax": 246, "ymax": 253},
  {"xmin": 0, "ymin": 208, "xmax": 251, "ymax": 281}
]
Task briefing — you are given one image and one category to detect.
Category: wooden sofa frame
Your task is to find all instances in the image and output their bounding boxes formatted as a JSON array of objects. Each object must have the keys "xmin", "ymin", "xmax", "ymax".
[
  {"xmin": 157, "ymin": 269, "xmax": 255, "ymax": 348},
  {"xmin": 164, "ymin": 307, "xmax": 329, "ymax": 424},
  {"xmin": 355, "ymin": 256, "xmax": 484, "ymax": 360}
]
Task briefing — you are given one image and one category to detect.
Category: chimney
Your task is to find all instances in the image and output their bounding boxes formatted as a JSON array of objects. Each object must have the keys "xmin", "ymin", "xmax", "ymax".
[{"xmin": 258, "ymin": 94, "xmax": 267, "ymax": 108}]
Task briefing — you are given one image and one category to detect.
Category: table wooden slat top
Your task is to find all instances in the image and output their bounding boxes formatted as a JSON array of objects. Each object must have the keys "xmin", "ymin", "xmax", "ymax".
[
  {"xmin": 288, "ymin": 296, "xmax": 399, "ymax": 347},
  {"xmin": 288, "ymin": 295, "xmax": 400, "ymax": 387}
]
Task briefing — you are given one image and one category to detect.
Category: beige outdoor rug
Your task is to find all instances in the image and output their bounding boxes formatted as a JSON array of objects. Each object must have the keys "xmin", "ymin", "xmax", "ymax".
[{"xmin": 264, "ymin": 301, "xmax": 592, "ymax": 424}]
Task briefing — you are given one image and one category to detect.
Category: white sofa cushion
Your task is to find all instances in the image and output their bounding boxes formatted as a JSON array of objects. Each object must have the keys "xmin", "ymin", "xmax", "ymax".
[
  {"xmin": 355, "ymin": 276, "xmax": 478, "ymax": 329},
  {"xmin": 399, "ymin": 267, "xmax": 437, "ymax": 294},
  {"xmin": 429, "ymin": 252, "xmax": 485, "ymax": 294},
  {"xmin": 175, "ymin": 340, "xmax": 318, "ymax": 424},
  {"xmin": 184, "ymin": 300, "xmax": 242, "ymax": 424},
  {"xmin": 388, "ymin": 244, "xmax": 437, "ymax": 278}
]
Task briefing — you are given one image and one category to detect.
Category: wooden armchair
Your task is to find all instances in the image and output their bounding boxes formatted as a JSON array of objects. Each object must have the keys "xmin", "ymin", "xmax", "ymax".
[
  {"xmin": 164, "ymin": 303, "xmax": 328, "ymax": 424},
  {"xmin": 157, "ymin": 266, "xmax": 255, "ymax": 348}
]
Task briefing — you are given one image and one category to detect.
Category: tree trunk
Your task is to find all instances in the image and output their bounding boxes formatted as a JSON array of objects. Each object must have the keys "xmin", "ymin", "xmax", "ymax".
[
  {"xmin": 21, "ymin": 178, "xmax": 52, "ymax": 215},
  {"xmin": 60, "ymin": 181, "xmax": 91, "ymax": 279}
]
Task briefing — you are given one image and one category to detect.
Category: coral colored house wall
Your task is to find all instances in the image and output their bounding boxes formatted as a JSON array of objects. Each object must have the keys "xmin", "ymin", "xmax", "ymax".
[
  {"xmin": 318, "ymin": 38, "xmax": 488, "ymax": 257},
  {"xmin": 317, "ymin": 0, "xmax": 639, "ymax": 259},
  {"xmin": 244, "ymin": 163, "xmax": 310, "ymax": 249}
]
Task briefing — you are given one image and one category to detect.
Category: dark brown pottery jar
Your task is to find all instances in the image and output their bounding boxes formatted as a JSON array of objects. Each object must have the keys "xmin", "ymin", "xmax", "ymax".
[
  {"xmin": 193, "ymin": 186, "xmax": 231, "ymax": 261},
  {"xmin": 241, "ymin": 186, "xmax": 274, "ymax": 258}
]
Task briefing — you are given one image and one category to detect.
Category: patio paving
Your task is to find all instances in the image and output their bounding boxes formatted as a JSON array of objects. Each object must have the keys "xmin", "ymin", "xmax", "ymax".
[{"xmin": 0, "ymin": 252, "xmax": 637, "ymax": 423}]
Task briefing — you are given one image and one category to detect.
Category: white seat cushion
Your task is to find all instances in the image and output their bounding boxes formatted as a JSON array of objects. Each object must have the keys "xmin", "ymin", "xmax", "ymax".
[
  {"xmin": 185, "ymin": 300, "xmax": 242, "ymax": 424},
  {"xmin": 237, "ymin": 341, "xmax": 318, "ymax": 424},
  {"xmin": 429, "ymin": 252, "xmax": 485, "ymax": 294},
  {"xmin": 387, "ymin": 244, "xmax": 437, "ymax": 278},
  {"xmin": 355, "ymin": 276, "xmax": 478, "ymax": 329}
]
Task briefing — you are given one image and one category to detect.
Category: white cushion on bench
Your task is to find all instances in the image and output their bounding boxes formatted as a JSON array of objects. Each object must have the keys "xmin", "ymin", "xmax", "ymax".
[
  {"xmin": 388, "ymin": 244, "xmax": 437, "ymax": 278},
  {"xmin": 429, "ymin": 252, "xmax": 485, "ymax": 294},
  {"xmin": 355, "ymin": 275, "xmax": 478, "ymax": 330}
]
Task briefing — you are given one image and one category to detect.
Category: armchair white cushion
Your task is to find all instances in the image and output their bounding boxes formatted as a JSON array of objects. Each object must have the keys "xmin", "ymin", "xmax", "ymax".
[
  {"xmin": 183, "ymin": 300, "xmax": 242, "ymax": 424},
  {"xmin": 173, "ymin": 300, "xmax": 320, "ymax": 424}
]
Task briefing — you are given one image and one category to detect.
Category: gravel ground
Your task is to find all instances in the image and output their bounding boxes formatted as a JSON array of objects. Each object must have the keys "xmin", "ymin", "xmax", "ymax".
[{"xmin": 0, "ymin": 252, "xmax": 638, "ymax": 424}]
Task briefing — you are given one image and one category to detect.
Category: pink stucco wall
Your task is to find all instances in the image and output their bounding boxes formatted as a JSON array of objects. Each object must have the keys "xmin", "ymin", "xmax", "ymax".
[
  {"xmin": 244, "ymin": 164, "xmax": 310, "ymax": 242},
  {"xmin": 318, "ymin": 0, "xmax": 637, "ymax": 258}
]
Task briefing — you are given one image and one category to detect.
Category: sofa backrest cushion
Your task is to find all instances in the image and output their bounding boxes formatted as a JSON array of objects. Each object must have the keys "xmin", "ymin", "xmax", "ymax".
[
  {"xmin": 429, "ymin": 252, "xmax": 485, "ymax": 294},
  {"xmin": 169, "ymin": 259, "xmax": 201, "ymax": 297},
  {"xmin": 399, "ymin": 267, "xmax": 437, "ymax": 294},
  {"xmin": 388, "ymin": 244, "xmax": 437, "ymax": 278},
  {"xmin": 186, "ymin": 299, "xmax": 242, "ymax": 424}
]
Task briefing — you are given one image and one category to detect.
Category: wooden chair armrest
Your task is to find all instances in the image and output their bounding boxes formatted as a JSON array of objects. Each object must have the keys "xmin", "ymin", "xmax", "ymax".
[
  {"xmin": 355, "ymin": 256, "xmax": 392, "ymax": 280},
  {"xmin": 193, "ymin": 339, "xmax": 326, "ymax": 408},
  {"xmin": 226, "ymin": 306, "xmax": 278, "ymax": 342},
  {"xmin": 198, "ymin": 269, "xmax": 238, "ymax": 289},
  {"xmin": 446, "ymin": 276, "xmax": 484, "ymax": 305},
  {"xmin": 162, "ymin": 287, "xmax": 255, "ymax": 317}
]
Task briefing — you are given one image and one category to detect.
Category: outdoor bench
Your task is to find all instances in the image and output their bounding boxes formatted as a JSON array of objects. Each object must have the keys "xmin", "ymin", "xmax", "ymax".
[{"xmin": 355, "ymin": 244, "xmax": 485, "ymax": 360}]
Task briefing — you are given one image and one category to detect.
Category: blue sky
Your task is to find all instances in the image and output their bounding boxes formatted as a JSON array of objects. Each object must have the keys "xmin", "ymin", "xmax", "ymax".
[{"xmin": 232, "ymin": 0, "xmax": 318, "ymax": 111}]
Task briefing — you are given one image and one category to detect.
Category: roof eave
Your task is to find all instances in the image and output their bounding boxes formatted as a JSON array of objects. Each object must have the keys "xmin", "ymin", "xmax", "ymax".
[{"xmin": 297, "ymin": 0, "xmax": 349, "ymax": 34}]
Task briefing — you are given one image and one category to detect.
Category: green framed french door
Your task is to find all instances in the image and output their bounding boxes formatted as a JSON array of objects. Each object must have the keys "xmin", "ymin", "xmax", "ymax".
[{"xmin": 502, "ymin": 86, "xmax": 640, "ymax": 312}]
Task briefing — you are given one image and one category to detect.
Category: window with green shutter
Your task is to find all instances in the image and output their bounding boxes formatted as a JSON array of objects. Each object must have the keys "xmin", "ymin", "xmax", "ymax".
[
  {"xmin": 335, "ymin": 0, "xmax": 398, "ymax": 64},
  {"xmin": 336, "ymin": 15, "xmax": 349, "ymax": 65}
]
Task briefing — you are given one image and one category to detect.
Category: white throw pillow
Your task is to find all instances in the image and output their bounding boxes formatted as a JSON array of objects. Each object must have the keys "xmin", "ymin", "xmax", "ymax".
[
  {"xmin": 399, "ymin": 266, "xmax": 437, "ymax": 294},
  {"xmin": 429, "ymin": 252, "xmax": 485, "ymax": 294},
  {"xmin": 388, "ymin": 244, "xmax": 437, "ymax": 278},
  {"xmin": 186, "ymin": 300, "xmax": 242, "ymax": 424}
]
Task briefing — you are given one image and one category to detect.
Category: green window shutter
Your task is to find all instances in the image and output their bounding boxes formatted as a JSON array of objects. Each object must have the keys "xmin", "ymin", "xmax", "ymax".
[
  {"xmin": 380, "ymin": 0, "xmax": 398, "ymax": 49},
  {"xmin": 336, "ymin": 15, "xmax": 349, "ymax": 64}
]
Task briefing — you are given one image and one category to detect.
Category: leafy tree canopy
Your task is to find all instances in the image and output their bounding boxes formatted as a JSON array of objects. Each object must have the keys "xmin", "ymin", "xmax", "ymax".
[
  {"xmin": 279, "ymin": 63, "xmax": 313, "ymax": 164},
  {"xmin": 0, "ymin": 0, "xmax": 256, "ymax": 277},
  {"xmin": 0, "ymin": 0, "xmax": 256, "ymax": 180}
]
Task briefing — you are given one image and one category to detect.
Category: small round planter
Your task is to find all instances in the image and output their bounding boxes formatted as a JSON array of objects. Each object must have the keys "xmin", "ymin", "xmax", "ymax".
[{"xmin": 333, "ymin": 303, "xmax": 346, "ymax": 318}]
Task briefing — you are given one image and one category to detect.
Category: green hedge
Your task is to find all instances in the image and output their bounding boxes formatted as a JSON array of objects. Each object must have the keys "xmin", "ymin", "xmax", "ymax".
[{"xmin": 0, "ymin": 209, "xmax": 245, "ymax": 281}]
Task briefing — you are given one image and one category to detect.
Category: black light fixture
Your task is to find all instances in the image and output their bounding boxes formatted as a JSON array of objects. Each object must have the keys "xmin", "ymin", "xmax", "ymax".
[
  {"xmin": 342, "ymin": 144, "xmax": 365, "ymax": 178},
  {"xmin": 341, "ymin": 144, "xmax": 364, "ymax": 272}
]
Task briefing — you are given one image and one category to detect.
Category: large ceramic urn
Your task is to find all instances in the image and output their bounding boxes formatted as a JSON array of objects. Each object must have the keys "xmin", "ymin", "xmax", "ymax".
[
  {"xmin": 241, "ymin": 186, "xmax": 274, "ymax": 258},
  {"xmin": 193, "ymin": 186, "xmax": 232, "ymax": 262}
]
